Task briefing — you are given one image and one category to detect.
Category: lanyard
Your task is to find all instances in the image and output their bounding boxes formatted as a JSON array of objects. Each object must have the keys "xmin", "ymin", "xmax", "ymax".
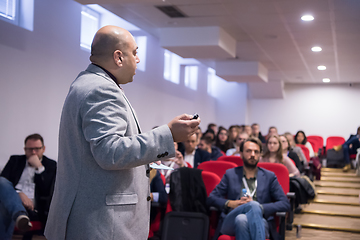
[{"xmin": 242, "ymin": 177, "xmax": 257, "ymax": 198}]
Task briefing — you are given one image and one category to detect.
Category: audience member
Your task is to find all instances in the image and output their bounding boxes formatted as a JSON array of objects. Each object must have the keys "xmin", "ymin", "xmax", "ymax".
[
  {"xmin": 261, "ymin": 135, "xmax": 300, "ymax": 177},
  {"xmin": 0, "ymin": 134, "xmax": 57, "ymax": 239},
  {"xmin": 207, "ymin": 137, "xmax": 290, "ymax": 240},
  {"xmin": 284, "ymin": 132, "xmax": 308, "ymax": 167},
  {"xmin": 195, "ymin": 126, "xmax": 203, "ymax": 145},
  {"xmin": 266, "ymin": 126, "xmax": 278, "ymax": 139},
  {"xmin": 342, "ymin": 126, "xmax": 360, "ymax": 172},
  {"xmin": 295, "ymin": 130, "xmax": 315, "ymax": 158},
  {"xmin": 160, "ymin": 143, "xmax": 186, "ymax": 184},
  {"xmin": 228, "ymin": 125, "xmax": 241, "ymax": 148},
  {"xmin": 226, "ymin": 132, "xmax": 249, "ymax": 156},
  {"xmin": 203, "ymin": 128, "xmax": 216, "ymax": 143},
  {"xmin": 280, "ymin": 135, "xmax": 304, "ymax": 173},
  {"xmin": 198, "ymin": 136, "xmax": 223, "ymax": 160},
  {"xmin": 215, "ymin": 126, "xmax": 232, "ymax": 153},
  {"xmin": 180, "ymin": 133, "xmax": 211, "ymax": 168},
  {"xmin": 207, "ymin": 123, "xmax": 218, "ymax": 137},
  {"xmin": 251, "ymin": 123, "xmax": 266, "ymax": 143},
  {"xmin": 149, "ymin": 169, "xmax": 167, "ymax": 222},
  {"xmin": 244, "ymin": 125, "xmax": 252, "ymax": 137}
]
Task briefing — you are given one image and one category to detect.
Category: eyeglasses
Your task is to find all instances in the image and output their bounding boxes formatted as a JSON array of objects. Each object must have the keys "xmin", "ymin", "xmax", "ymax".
[{"xmin": 24, "ymin": 147, "xmax": 43, "ymax": 152}]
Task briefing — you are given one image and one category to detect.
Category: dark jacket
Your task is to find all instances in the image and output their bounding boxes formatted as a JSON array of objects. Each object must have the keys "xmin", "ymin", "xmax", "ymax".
[
  {"xmin": 180, "ymin": 148, "xmax": 211, "ymax": 168},
  {"xmin": 1, "ymin": 155, "xmax": 57, "ymax": 224}
]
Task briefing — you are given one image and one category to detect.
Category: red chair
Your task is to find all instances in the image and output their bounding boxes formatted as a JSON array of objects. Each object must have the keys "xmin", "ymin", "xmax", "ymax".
[
  {"xmin": 326, "ymin": 136, "xmax": 345, "ymax": 153},
  {"xmin": 217, "ymin": 155, "xmax": 243, "ymax": 166},
  {"xmin": 201, "ymin": 171, "xmax": 221, "ymax": 196},
  {"xmin": 297, "ymin": 144, "xmax": 310, "ymax": 162},
  {"xmin": 197, "ymin": 161, "xmax": 238, "ymax": 179},
  {"xmin": 307, "ymin": 135, "xmax": 324, "ymax": 156},
  {"xmin": 218, "ymin": 162, "xmax": 294, "ymax": 240}
]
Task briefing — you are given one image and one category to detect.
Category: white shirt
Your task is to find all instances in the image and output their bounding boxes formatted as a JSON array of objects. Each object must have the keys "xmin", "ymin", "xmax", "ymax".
[
  {"xmin": 184, "ymin": 150, "xmax": 195, "ymax": 168},
  {"xmin": 15, "ymin": 161, "xmax": 45, "ymax": 202},
  {"xmin": 226, "ymin": 148, "xmax": 240, "ymax": 156}
]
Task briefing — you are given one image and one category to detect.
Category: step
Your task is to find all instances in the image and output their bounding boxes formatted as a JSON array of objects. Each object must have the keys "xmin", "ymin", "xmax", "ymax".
[
  {"xmin": 315, "ymin": 181, "xmax": 360, "ymax": 189},
  {"xmin": 321, "ymin": 172, "xmax": 359, "ymax": 178},
  {"xmin": 301, "ymin": 203, "xmax": 360, "ymax": 218},
  {"xmin": 293, "ymin": 214, "xmax": 360, "ymax": 233},
  {"xmin": 311, "ymin": 194, "xmax": 360, "ymax": 206},
  {"xmin": 322, "ymin": 168, "xmax": 355, "ymax": 173},
  {"xmin": 320, "ymin": 176, "xmax": 360, "ymax": 183},
  {"xmin": 316, "ymin": 187, "xmax": 360, "ymax": 197},
  {"xmin": 285, "ymin": 227, "xmax": 360, "ymax": 239}
]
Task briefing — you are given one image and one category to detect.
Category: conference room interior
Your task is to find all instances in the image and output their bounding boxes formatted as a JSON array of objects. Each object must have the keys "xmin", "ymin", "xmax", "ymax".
[{"xmin": 1, "ymin": 0, "xmax": 360, "ymax": 239}]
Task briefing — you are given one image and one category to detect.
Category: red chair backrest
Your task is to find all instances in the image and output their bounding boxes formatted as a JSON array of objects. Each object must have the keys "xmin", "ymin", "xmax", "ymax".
[
  {"xmin": 297, "ymin": 144, "xmax": 310, "ymax": 162},
  {"xmin": 326, "ymin": 136, "xmax": 345, "ymax": 151},
  {"xmin": 257, "ymin": 162, "xmax": 289, "ymax": 194},
  {"xmin": 307, "ymin": 135, "xmax": 324, "ymax": 150},
  {"xmin": 217, "ymin": 155, "xmax": 243, "ymax": 166},
  {"xmin": 201, "ymin": 171, "xmax": 221, "ymax": 196},
  {"xmin": 197, "ymin": 161, "xmax": 238, "ymax": 179}
]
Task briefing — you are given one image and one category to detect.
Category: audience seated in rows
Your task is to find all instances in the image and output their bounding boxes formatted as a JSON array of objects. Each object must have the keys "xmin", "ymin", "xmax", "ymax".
[
  {"xmin": 295, "ymin": 130, "xmax": 315, "ymax": 158},
  {"xmin": 198, "ymin": 136, "xmax": 223, "ymax": 160},
  {"xmin": 226, "ymin": 132, "xmax": 249, "ymax": 157},
  {"xmin": 261, "ymin": 135, "xmax": 300, "ymax": 177}
]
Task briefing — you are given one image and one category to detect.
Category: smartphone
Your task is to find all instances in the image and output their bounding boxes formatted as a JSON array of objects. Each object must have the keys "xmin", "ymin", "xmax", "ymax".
[{"xmin": 192, "ymin": 113, "xmax": 199, "ymax": 120}]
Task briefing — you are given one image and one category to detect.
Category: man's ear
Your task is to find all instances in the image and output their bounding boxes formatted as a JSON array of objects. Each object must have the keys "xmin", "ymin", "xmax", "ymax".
[{"xmin": 114, "ymin": 50, "xmax": 123, "ymax": 66}]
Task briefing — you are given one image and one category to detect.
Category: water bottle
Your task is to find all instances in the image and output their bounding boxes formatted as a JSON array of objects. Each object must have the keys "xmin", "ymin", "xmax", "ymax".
[{"xmin": 242, "ymin": 188, "xmax": 248, "ymax": 197}]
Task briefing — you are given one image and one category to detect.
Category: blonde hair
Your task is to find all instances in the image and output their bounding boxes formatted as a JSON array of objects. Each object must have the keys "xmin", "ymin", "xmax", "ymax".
[{"xmin": 263, "ymin": 135, "xmax": 283, "ymax": 164}]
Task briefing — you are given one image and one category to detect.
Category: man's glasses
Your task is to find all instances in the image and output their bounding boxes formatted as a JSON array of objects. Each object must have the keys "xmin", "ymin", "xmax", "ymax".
[{"xmin": 24, "ymin": 147, "xmax": 43, "ymax": 152}]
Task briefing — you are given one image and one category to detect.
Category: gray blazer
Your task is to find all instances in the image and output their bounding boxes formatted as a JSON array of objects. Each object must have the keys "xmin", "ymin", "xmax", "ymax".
[{"xmin": 45, "ymin": 64, "xmax": 175, "ymax": 240}]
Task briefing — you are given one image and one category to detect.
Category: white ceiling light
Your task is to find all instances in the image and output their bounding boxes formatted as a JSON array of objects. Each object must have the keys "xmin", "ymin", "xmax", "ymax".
[
  {"xmin": 311, "ymin": 46, "xmax": 322, "ymax": 52},
  {"xmin": 322, "ymin": 78, "xmax": 330, "ymax": 83},
  {"xmin": 301, "ymin": 15, "xmax": 314, "ymax": 21},
  {"xmin": 317, "ymin": 65, "xmax": 326, "ymax": 70}
]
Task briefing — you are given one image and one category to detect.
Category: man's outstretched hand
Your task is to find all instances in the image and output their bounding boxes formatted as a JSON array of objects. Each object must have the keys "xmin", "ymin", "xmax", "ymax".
[{"xmin": 168, "ymin": 114, "xmax": 201, "ymax": 143}]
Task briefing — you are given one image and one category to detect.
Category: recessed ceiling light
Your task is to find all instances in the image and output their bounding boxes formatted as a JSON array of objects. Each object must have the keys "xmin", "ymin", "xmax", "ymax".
[
  {"xmin": 301, "ymin": 15, "xmax": 314, "ymax": 21},
  {"xmin": 322, "ymin": 78, "xmax": 330, "ymax": 83},
  {"xmin": 317, "ymin": 65, "xmax": 326, "ymax": 70},
  {"xmin": 311, "ymin": 46, "xmax": 322, "ymax": 52}
]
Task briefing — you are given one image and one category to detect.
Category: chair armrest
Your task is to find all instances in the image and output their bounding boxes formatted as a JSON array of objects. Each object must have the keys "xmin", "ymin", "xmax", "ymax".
[
  {"xmin": 286, "ymin": 192, "xmax": 295, "ymax": 231},
  {"xmin": 276, "ymin": 211, "xmax": 286, "ymax": 240}
]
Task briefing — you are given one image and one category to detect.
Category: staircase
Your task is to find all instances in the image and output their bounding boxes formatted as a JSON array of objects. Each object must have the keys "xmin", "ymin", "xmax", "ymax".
[{"xmin": 286, "ymin": 168, "xmax": 360, "ymax": 239}]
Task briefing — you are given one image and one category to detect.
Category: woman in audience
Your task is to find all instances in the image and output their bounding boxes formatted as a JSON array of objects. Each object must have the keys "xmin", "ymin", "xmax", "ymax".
[
  {"xmin": 295, "ymin": 130, "xmax": 315, "ymax": 158},
  {"xmin": 284, "ymin": 132, "xmax": 308, "ymax": 167},
  {"xmin": 280, "ymin": 135, "xmax": 304, "ymax": 173},
  {"xmin": 261, "ymin": 135, "xmax": 300, "ymax": 177},
  {"xmin": 226, "ymin": 132, "xmax": 249, "ymax": 156},
  {"xmin": 215, "ymin": 126, "xmax": 231, "ymax": 153},
  {"xmin": 227, "ymin": 125, "xmax": 240, "ymax": 148}
]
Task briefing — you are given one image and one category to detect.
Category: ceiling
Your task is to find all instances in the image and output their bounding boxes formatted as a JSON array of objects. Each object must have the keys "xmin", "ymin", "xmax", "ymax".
[{"xmin": 75, "ymin": 0, "xmax": 360, "ymax": 86}]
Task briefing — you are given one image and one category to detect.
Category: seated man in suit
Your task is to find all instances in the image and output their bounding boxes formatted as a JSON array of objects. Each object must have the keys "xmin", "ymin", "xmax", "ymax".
[
  {"xmin": 343, "ymin": 126, "xmax": 360, "ymax": 172},
  {"xmin": 0, "ymin": 134, "xmax": 57, "ymax": 239},
  {"xmin": 180, "ymin": 133, "xmax": 211, "ymax": 168},
  {"xmin": 198, "ymin": 136, "xmax": 223, "ymax": 160},
  {"xmin": 207, "ymin": 137, "xmax": 290, "ymax": 240}
]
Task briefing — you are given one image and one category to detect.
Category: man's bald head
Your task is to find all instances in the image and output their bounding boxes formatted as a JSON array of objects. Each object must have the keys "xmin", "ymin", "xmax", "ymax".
[{"xmin": 90, "ymin": 25, "xmax": 132, "ymax": 63}]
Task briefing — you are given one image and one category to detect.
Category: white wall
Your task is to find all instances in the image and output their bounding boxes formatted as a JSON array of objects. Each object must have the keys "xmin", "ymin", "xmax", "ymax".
[
  {"xmin": 248, "ymin": 84, "xmax": 360, "ymax": 142},
  {"xmin": 0, "ymin": 0, "xmax": 246, "ymax": 169}
]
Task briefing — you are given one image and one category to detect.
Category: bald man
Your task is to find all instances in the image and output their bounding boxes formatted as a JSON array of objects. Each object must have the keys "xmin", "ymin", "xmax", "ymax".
[{"xmin": 44, "ymin": 26, "xmax": 200, "ymax": 240}]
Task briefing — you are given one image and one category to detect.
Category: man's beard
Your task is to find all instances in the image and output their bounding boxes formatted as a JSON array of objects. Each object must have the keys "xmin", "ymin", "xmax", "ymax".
[{"xmin": 243, "ymin": 157, "xmax": 258, "ymax": 170}]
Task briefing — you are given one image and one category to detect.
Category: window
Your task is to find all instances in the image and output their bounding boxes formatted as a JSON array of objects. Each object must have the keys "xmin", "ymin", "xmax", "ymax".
[
  {"xmin": 207, "ymin": 68, "xmax": 221, "ymax": 97},
  {"xmin": 184, "ymin": 66, "xmax": 198, "ymax": 90},
  {"xmin": 80, "ymin": 6, "xmax": 100, "ymax": 51},
  {"xmin": 0, "ymin": 0, "xmax": 34, "ymax": 31},
  {"xmin": 163, "ymin": 49, "xmax": 180, "ymax": 84},
  {"xmin": 0, "ymin": 0, "xmax": 17, "ymax": 21},
  {"xmin": 134, "ymin": 36, "xmax": 147, "ymax": 72}
]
